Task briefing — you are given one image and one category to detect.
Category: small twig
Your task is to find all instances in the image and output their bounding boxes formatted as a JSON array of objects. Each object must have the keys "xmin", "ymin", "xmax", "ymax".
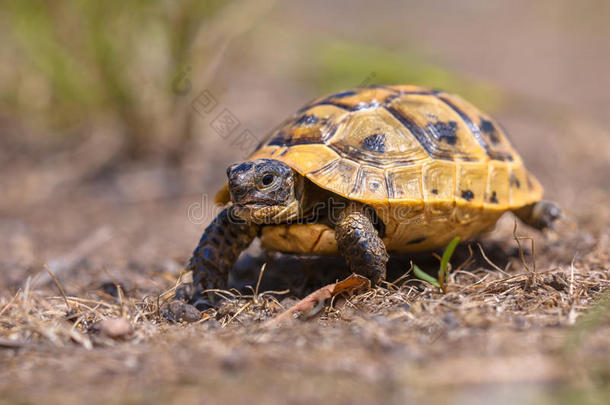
[
  {"xmin": 43, "ymin": 264, "xmax": 71, "ymax": 310},
  {"xmin": 329, "ymin": 293, "xmax": 339, "ymax": 311},
  {"xmin": 117, "ymin": 283, "xmax": 126, "ymax": 318},
  {"xmin": 477, "ymin": 243, "xmax": 511, "ymax": 277},
  {"xmin": 22, "ymin": 276, "xmax": 32, "ymax": 315},
  {"xmin": 391, "ymin": 262, "xmax": 414, "ymax": 288},
  {"xmin": 258, "ymin": 289, "xmax": 290, "ymax": 297},
  {"xmin": 0, "ymin": 291, "xmax": 20, "ymax": 317},
  {"xmin": 512, "ymin": 220, "xmax": 537, "ymax": 273},
  {"xmin": 466, "ymin": 273, "xmax": 491, "ymax": 288},
  {"xmin": 260, "ymin": 293, "xmax": 286, "ymax": 310},
  {"xmin": 455, "ymin": 244, "xmax": 475, "ymax": 272},
  {"xmin": 226, "ymin": 301, "xmax": 251, "ymax": 326},
  {"xmin": 55, "ymin": 296, "xmax": 117, "ymax": 309},
  {"xmin": 202, "ymin": 289, "xmax": 238, "ymax": 300},
  {"xmin": 569, "ymin": 255, "xmax": 577, "ymax": 298},
  {"xmin": 254, "ymin": 263, "xmax": 267, "ymax": 298}
]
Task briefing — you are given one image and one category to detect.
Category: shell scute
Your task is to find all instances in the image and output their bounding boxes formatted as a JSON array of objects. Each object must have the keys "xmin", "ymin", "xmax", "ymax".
[
  {"xmin": 328, "ymin": 108, "xmax": 429, "ymax": 167},
  {"xmin": 485, "ymin": 162, "xmax": 510, "ymax": 208},
  {"xmin": 455, "ymin": 162, "xmax": 488, "ymax": 208},
  {"xmin": 312, "ymin": 86, "xmax": 398, "ymax": 111},
  {"xmin": 386, "ymin": 165, "xmax": 423, "ymax": 202},
  {"xmin": 273, "ymin": 144, "xmax": 340, "ymax": 175},
  {"xmin": 264, "ymin": 104, "xmax": 348, "ymax": 146},
  {"xmin": 422, "ymin": 160, "xmax": 456, "ymax": 203},
  {"xmin": 348, "ymin": 165, "xmax": 388, "ymax": 202},
  {"xmin": 508, "ymin": 165, "xmax": 538, "ymax": 206},
  {"xmin": 437, "ymin": 93, "xmax": 519, "ymax": 163},
  {"xmin": 386, "ymin": 94, "xmax": 488, "ymax": 162},
  {"xmin": 308, "ymin": 158, "xmax": 359, "ymax": 197}
]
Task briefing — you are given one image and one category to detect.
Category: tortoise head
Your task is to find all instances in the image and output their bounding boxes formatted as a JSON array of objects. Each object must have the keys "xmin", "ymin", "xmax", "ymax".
[{"xmin": 227, "ymin": 159, "xmax": 303, "ymax": 224}]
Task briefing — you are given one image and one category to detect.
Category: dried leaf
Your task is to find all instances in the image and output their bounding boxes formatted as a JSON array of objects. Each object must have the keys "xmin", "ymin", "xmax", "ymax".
[{"xmin": 267, "ymin": 274, "xmax": 370, "ymax": 326}]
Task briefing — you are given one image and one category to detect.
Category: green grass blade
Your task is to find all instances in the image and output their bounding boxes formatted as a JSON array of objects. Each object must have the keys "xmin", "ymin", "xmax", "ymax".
[
  {"xmin": 439, "ymin": 237, "xmax": 461, "ymax": 283},
  {"xmin": 413, "ymin": 265, "xmax": 440, "ymax": 288}
]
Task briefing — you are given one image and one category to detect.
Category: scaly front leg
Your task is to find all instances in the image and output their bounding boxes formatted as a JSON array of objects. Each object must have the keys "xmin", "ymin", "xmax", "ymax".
[
  {"xmin": 335, "ymin": 203, "xmax": 389, "ymax": 285},
  {"xmin": 187, "ymin": 206, "xmax": 259, "ymax": 303}
]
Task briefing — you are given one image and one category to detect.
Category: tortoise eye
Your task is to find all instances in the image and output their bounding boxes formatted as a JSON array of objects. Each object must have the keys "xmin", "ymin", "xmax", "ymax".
[{"xmin": 261, "ymin": 173, "xmax": 276, "ymax": 187}]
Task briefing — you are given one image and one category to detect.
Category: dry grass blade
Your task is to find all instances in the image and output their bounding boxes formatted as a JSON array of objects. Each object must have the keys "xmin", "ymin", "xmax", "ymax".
[
  {"xmin": 43, "ymin": 264, "xmax": 71, "ymax": 311},
  {"xmin": 569, "ymin": 256, "xmax": 576, "ymax": 298},
  {"xmin": 0, "ymin": 292, "xmax": 19, "ymax": 318},
  {"xmin": 512, "ymin": 220, "xmax": 537, "ymax": 273},
  {"xmin": 225, "ymin": 302, "xmax": 252, "ymax": 327},
  {"xmin": 254, "ymin": 263, "xmax": 267, "ymax": 297},
  {"xmin": 388, "ymin": 262, "xmax": 414, "ymax": 289},
  {"xmin": 455, "ymin": 244, "xmax": 475, "ymax": 272},
  {"xmin": 117, "ymin": 283, "xmax": 126, "ymax": 318},
  {"xmin": 477, "ymin": 243, "xmax": 511, "ymax": 277}
]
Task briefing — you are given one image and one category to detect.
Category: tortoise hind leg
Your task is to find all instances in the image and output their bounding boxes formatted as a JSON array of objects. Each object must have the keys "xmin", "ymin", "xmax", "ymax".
[
  {"xmin": 513, "ymin": 200, "xmax": 562, "ymax": 230},
  {"xmin": 335, "ymin": 202, "xmax": 389, "ymax": 285}
]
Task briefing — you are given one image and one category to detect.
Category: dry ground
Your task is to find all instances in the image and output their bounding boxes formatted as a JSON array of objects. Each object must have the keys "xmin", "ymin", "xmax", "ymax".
[{"xmin": 0, "ymin": 209, "xmax": 609, "ymax": 404}]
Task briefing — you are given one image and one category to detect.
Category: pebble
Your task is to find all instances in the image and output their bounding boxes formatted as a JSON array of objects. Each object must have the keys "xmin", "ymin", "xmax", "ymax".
[
  {"xmin": 169, "ymin": 300, "xmax": 202, "ymax": 323},
  {"xmin": 93, "ymin": 318, "xmax": 133, "ymax": 339}
]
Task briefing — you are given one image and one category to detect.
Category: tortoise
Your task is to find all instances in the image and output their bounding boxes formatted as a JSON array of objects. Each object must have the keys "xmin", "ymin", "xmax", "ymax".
[{"xmin": 186, "ymin": 85, "xmax": 561, "ymax": 297}]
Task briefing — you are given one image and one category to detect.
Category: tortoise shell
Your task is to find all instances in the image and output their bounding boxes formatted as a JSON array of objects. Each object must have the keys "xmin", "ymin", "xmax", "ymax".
[{"xmin": 217, "ymin": 85, "xmax": 544, "ymax": 254}]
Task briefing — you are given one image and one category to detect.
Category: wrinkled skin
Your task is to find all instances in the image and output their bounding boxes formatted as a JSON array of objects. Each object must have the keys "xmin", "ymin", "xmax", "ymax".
[{"xmin": 227, "ymin": 159, "xmax": 304, "ymax": 224}]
